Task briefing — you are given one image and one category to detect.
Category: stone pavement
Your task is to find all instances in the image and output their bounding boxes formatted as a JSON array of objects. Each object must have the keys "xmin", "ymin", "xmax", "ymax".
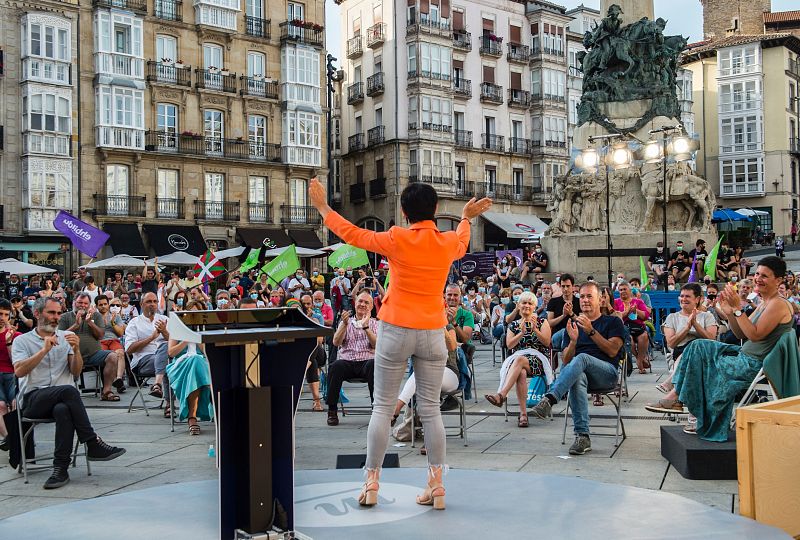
[{"xmin": 0, "ymin": 343, "xmax": 740, "ymax": 520}]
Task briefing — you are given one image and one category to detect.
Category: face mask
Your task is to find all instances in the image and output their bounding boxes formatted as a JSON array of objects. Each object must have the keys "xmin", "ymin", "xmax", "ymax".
[
  {"xmin": 338, "ymin": 274, "xmax": 345, "ymax": 279},
  {"xmin": 27, "ymin": 300, "xmax": 35, "ymax": 307},
  {"xmin": 374, "ymin": 272, "xmax": 380, "ymax": 277},
  {"xmin": 535, "ymin": 248, "xmax": 542, "ymax": 253},
  {"xmin": 295, "ymin": 274, "xmax": 303, "ymax": 280},
  {"xmin": 231, "ymin": 281, "xmax": 238, "ymax": 287},
  {"xmin": 313, "ymin": 301, "xmax": 323, "ymax": 308},
  {"xmin": 177, "ymin": 298, "xmax": 184, "ymax": 306},
  {"xmin": 631, "ymin": 288, "xmax": 640, "ymax": 295},
  {"xmin": 501, "ymin": 261, "xmax": 507, "ymax": 267},
  {"xmin": 731, "ymin": 276, "xmax": 738, "ymax": 282},
  {"xmin": 346, "ymin": 271, "xmax": 353, "ymax": 277},
  {"xmin": 555, "ymin": 277, "xmax": 561, "ymax": 283},
  {"xmin": 677, "ymin": 246, "xmax": 683, "ymax": 251},
  {"xmin": 250, "ymin": 293, "xmax": 258, "ymax": 300},
  {"xmin": 217, "ymin": 299, "xmax": 229, "ymax": 307},
  {"xmin": 313, "ymin": 271, "xmax": 319, "ymax": 276},
  {"xmin": 478, "ymin": 287, "xmax": 486, "ymax": 293},
  {"xmin": 501, "ymin": 297, "xmax": 511, "ymax": 305},
  {"xmin": 512, "ymin": 295, "xmax": 521, "ymax": 302},
  {"xmin": 668, "ymin": 285, "xmax": 676, "ymax": 291},
  {"xmin": 110, "ymin": 306, "xmax": 121, "ymax": 314},
  {"xmin": 656, "ymin": 247, "xmax": 663, "ymax": 253}
]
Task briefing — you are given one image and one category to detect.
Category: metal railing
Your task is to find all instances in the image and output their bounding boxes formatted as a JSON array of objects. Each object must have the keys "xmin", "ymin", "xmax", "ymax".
[
  {"xmin": 406, "ymin": 15, "xmax": 452, "ymax": 37},
  {"xmin": 154, "ymin": 0, "xmax": 182, "ymax": 21},
  {"xmin": 146, "ymin": 61, "xmax": 191, "ymax": 86},
  {"xmin": 479, "ymin": 37, "xmax": 503, "ymax": 56},
  {"xmin": 248, "ymin": 202, "xmax": 273, "ymax": 223},
  {"xmin": 156, "ymin": 198, "xmax": 185, "ymax": 219},
  {"xmin": 347, "ymin": 82, "xmax": 364, "ymax": 104},
  {"xmin": 791, "ymin": 137, "xmax": 800, "ymax": 154},
  {"xmin": 350, "ymin": 183, "xmax": 366, "ymax": 203},
  {"xmin": 145, "ymin": 131, "xmax": 280, "ymax": 161},
  {"xmin": 281, "ymin": 205, "xmax": 322, "ymax": 225},
  {"xmin": 245, "ymin": 16, "xmax": 271, "ymax": 38},
  {"xmin": 509, "ymin": 137, "xmax": 532, "ymax": 154},
  {"xmin": 480, "ymin": 82, "xmax": 503, "ymax": 103},
  {"xmin": 507, "ymin": 42, "xmax": 530, "ymax": 63},
  {"xmin": 481, "ymin": 133, "xmax": 504, "ymax": 152},
  {"xmin": 367, "ymin": 125, "xmax": 385, "ymax": 146},
  {"xmin": 240, "ymin": 76, "xmax": 278, "ymax": 99},
  {"xmin": 530, "ymin": 45, "xmax": 566, "ymax": 62},
  {"xmin": 93, "ymin": 195, "xmax": 146, "ymax": 217},
  {"xmin": 348, "ymin": 133, "xmax": 365, "ymax": 152},
  {"xmin": 279, "ymin": 21, "xmax": 324, "ymax": 47},
  {"xmin": 93, "ymin": 0, "xmax": 147, "ymax": 14},
  {"xmin": 788, "ymin": 58, "xmax": 800, "ymax": 78},
  {"xmin": 453, "ymin": 30, "xmax": 471, "ymax": 50},
  {"xmin": 347, "ymin": 36, "xmax": 363, "ymax": 58},
  {"xmin": 455, "ymin": 130, "xmax": 472, "ymax": 148},
  {"xmin": 370, "ymin": 177, "xmax": 386, "ymax": 198},
  {"xmin": 366, "ymin": 72, "xmax": 384, "ymax": 95},
  {"xmin": 195, "ymin": 69, "xmax": 237, "ymax": 93},
  {"xmin": 367, "ymin": 23, "xmax": 386, "ymax": 48},
  {"xmin": 194, "ymin": 200, "xmax": 240, "ymax": 221},
  {"xmin": 508, "ymin": 88, "xmax": 531, "ymax": 107},
  {"xmin": 453, "ymin": 78, "xmax": 471, "ymax": 97}
]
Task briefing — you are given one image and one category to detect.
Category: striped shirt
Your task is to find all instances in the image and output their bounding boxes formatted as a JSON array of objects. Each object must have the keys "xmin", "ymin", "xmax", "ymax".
[{"xmin": 338, "ymin": 318, "xmax": 378, "ymax": 361}]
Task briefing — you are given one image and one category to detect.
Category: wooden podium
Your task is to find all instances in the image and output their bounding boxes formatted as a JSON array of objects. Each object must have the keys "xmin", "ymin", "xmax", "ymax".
[{"xmin": 168, "ymin": 308, "xmax": 332, "ymax": 539}]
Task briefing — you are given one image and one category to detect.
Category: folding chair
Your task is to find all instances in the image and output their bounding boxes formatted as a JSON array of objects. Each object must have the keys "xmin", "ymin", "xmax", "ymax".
[
  {"xmin": 77, "ymin": 365, "xmax": 101, "ymax": 397},
  {"xmin": 125, "ymin": 353, "xmax": 164, "ymax": 415},
  {"xmin": 16, "ymin": 402, "xmax": 91, "ymax": 484},
  {"xmin": 461, "ymin": 343, "xmax": 477, "ymax": 403},
  {"xmin": 730, "ymin": 368, "xmax": 778, "ymax": 430},
  {"xmin": 409, "ymin": 387, "xmax": 469, "ymax": 448},
  {"xmin": 339, "ymin": 377, "xmax": 373, "ymax": 417},
  {"xmin": 491, "ymin": 329, "xmax": 507, "ymax": 367},
  {"xmin": 561, "ymin": 359, "xmax": 627, "ymax": 448}
]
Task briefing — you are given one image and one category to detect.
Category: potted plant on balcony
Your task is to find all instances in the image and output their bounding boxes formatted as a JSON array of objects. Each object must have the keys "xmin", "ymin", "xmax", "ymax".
[
  {"xmin": 253, "ymin": 73, "xmax": 264, "ymax": 80},
  {"xmin": 220, "ymin": 67, "xmax": 230, "ymax": 76},
  {"xmin": 291, "ymin": 18, "xmax": 303, "ymax": 27},
  {"xmin": 207, "ymin": 65, "xmax": 219, "ymax": 74},
  {"xmin": 181, "ymin": 130, "xmax": 202, "ymax": 141},
  {"xmin": 312, "ymin": 23, "xmax": 323, "ymax": 32},
  {"xmin": 161, "ymin": 57, "xmax": 173, "ymax": 66},
  {"xmin": 174, "ymin": 59, "xmax": 185, "ymax": 69}
]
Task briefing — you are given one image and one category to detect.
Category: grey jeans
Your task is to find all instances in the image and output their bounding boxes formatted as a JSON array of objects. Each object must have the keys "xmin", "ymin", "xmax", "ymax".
[{"xmin": 366, "ymin": 321, "xmax": 448, "ymax": 470}]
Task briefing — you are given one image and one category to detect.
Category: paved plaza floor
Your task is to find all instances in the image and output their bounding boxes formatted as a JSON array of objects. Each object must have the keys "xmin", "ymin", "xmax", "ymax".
[{"xmin": 0, "ymin": 342, "xmax": 742, "ymax": 521}]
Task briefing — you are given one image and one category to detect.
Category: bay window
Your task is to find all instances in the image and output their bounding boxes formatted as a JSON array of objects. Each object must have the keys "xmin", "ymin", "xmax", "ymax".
[
  {"xmin": 21, "ymin": 15, "xmax": 71, "ymax": 84},
  {"xmin": 282, "ymin": 111, "xmax": 321, "ymax": 166},
  {"xmin": 281, "ymin": 46, "xmax": 320, "ymax": 104},
  {"xmin": 720, "ymin": 157, "xmax": 763, "ymax": 196}
]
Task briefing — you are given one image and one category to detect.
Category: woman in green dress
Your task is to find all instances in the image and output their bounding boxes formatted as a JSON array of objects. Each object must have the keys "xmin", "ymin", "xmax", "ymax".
[{"xmin": 646, "ymin": 256, "xmax": 794, "ymax": 441}]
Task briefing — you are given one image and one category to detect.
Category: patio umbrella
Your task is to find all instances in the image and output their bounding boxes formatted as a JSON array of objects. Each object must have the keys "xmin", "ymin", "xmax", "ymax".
[
  {"xmin": 214, "ymin": 246, "xmax": 246, "ymax": 259},
  {"xmin": 82, "ymin": 254, "xmax": 149, "ymax": 269},
  {"xmin": 262, "ymin": 246, "xmax": 325, "ymax": 258},
  {"xmin": 711, "ymin": 209, "xmax": 752, "ymax": 223},
  {"xmin": 146, "ymin": 251, "xmax": 200, "ymax": 266},
  {"xmin": 320, "ymin": 242, "xmax": 345, "ymax": 253},
  {"xmin": 735, "ymin": 208, "xmax": 769, "ymax": 217},
  {"xmin": 0, "ymin": 258, "xmax": 56, "ymax": 275}
]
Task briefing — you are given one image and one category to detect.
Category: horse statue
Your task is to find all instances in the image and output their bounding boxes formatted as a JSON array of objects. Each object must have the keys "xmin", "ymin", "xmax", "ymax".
[{"xmin": 640, "ymin": 163, "xmax": 715, "ymax": 231}]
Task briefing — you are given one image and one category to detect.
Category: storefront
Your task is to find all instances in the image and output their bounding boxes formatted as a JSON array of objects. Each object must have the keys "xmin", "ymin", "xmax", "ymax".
[{"xmin": 0, "ymin": 239, "xmax": 69, "ymax": 276}]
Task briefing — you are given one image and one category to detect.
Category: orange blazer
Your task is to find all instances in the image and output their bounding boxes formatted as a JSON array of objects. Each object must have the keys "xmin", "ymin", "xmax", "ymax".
[{"xmin": 324, "ymin": 212, "xmax": 470, "ymax": 329}]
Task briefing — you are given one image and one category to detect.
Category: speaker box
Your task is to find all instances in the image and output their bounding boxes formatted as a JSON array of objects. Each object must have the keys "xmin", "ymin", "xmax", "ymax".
[{"xmin": 336, "ymin": 453, "xmax": 400, "ymax": 470}]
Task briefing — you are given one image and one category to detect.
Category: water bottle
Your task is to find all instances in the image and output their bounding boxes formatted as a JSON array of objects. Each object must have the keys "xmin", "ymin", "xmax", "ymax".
[{"xmin": 208, "ymin": 444, "xmax": 215, "ymax": 458}]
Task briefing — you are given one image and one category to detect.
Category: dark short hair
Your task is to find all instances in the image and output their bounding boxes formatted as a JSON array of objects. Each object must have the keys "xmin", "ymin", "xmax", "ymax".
[
  {"xmin": 239, "ymin": 297, "xmax": 257, "ymax": 306},
  {"xmin": 757, "ymin": 256, "xmax": 787, "ymax": 278},
  {"xmin": 95, "ymin": 295, "xmax": 109, "ymax": 305},
  {"xmin": 0, "ymin": 299, "xmax": 11, "ymax": 312},
  {"xmin": 465, "ymin": 281, "xmax": 478, "ymax": 293},
  {"xmin": 681, "ymin": 283, "xmax": 703, "ymax": 297},
  {"xmin": 696, "ymin": 239, "xmax": 705, "ymax": 246},
  {"xmin": 560, "ymin": 273, "xmax": 576, "ymax": 286},
  {"xmin": 400, "ymin": 183, "xmax": 437, "ymax": 223}
]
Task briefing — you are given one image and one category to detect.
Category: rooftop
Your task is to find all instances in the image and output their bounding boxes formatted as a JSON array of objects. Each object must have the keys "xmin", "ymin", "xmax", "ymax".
[
  {"xmin": 681, "ymin": 32, "xmax": 800, "ymax": 61},
  {"xmin": 763, "ymin": 10, "xmax": 800, "ymax": 25}
]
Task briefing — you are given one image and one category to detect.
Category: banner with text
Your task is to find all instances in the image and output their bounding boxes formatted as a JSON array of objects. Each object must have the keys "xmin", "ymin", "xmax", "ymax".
[
  {"xmin": 459, "ymin": 252, "xmax": 496, "ymax": 278},
  {"xmin": 52, "ymin": 211, "xmax": 110, "ymax": 258}
]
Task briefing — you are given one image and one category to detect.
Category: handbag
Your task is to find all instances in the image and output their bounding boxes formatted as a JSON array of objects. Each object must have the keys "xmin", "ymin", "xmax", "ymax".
[{"xmin": 526, "ymin": 375, "xmax": 548, "ymax": 407}]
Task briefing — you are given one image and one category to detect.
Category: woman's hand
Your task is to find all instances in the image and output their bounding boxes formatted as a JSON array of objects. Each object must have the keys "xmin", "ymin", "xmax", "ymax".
[
  {"xmin": 461, "ymin": 197, "xmax": 493, "ymax": 220},
  {"xmin": 309, "ymin": 177, "xmax": 332, "ymax": 218}
]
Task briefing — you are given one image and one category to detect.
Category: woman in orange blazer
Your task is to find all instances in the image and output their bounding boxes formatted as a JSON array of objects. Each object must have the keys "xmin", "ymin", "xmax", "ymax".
[{"xmin": 310, "ymin": 177, "xmax": 491, "ymax": 511}]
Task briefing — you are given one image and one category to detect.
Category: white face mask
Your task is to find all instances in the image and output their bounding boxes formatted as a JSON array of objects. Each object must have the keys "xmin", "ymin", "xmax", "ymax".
[{"xmin": 110, "ymin": 306, "xmax": 121, "ymax": 314}]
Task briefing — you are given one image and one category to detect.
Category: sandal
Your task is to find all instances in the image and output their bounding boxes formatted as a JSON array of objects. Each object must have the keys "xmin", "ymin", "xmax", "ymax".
[
  {"xmin": 163, "ymin": 406, "xmax": 173, "ymax": 419},
  {"xmin": 655, "ymin": 382, "xmax": 673, "ymax": 394},
  {"xmin": 645, "ymin": 398, "xmax": 686, "ymax": 414},
  {"xmin": 593, "ymin": 394, "xmax": 604, "ymax": 406},
  {"xmin": 149, "ymin": 383, "xmax": 163, "ymax": 398},
  {"xmin": 312, "ymin": 399, "xmax": 324, "ymax": 412},
  {"xmin": 188, "ymin": 417, "xmax": 200, "ymax": 436},
  {"xmin": 358, "ymin": 480, "xmax": 380, "ymax": 507},
  {"xmin": 112, "ymin": 377, "xmax": 126, "ymax": 394},
  {"xmin": 485, "ymin": 393, "xmax": 506, "ymax": 408},
  {"xmin": 518, "ymin": 414, "xmax": 529, "ymax": 428},
  {"xmin": 100, "ymin": 390, "xmax": 120, "ymax": 402}
]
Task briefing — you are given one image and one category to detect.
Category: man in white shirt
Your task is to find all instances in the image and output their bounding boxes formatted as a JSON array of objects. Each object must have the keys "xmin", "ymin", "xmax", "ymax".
[
  {"xmin": 287, "ymin": 269, "xmax": 311, "ymax": 300},
  {"xmin": 179, "ymin": 269, "xmax": 201, "ymax": 293},
  {"xmin": 124, "ymin": 292, "xmax": 170, "ymax": 399},
  {"xmin": 330, "ymin": 268, "xmax": 352, "ymax": 314}
]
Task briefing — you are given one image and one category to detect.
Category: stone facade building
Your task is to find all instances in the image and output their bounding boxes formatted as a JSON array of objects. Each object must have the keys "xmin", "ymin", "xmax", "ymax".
[{"xmin": 699, "ymin": 0, "xmax": 773, "ymax": 40}]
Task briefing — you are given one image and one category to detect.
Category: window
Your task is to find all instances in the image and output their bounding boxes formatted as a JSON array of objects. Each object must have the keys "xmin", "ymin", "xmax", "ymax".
[
  {"xmin": 246, "ymin": 0, "xmax": 263, "ymax": 18},
  {"xmin": 513, "ymin": 168, "xmax": 523, "ymax": 195},
  {"xmin": 541, "ymin": 68, "xmax": 565, "ymax": 99},
  {"xmin": 156, "ymin": 35, "xmax": 177, "ymax": 62},
  {"xmin": 203, "ymin": 43, "xmax": 223, "ymax": 69},
  {"xmin": 282, "ymin": 111, "xmax": 322, "ymax": 166},
  {"xmin": 157, "ymin": 103, "xmax": 178, "ymax": 133},
  {"xmin": 204, "ymin": 173, "xmax": 225, "ymax": 218},
  {"xmin": 281, "ymin": 46, "xmax": 321, "ymax": 103},
  {"xmin": 22, "ymin": 16, "xmax": 71, "ymax": 84},
  {"xmin": 410, "ymin": 43, "xmax": 451, "ymax": 79},
  {"xmin": 719, "ymin": 80, "xmax": 759, "ymax": 113},
  {"xmin": 204, "ymin": 109, "xmax": 224, "ymax": 154},
  {"xmin": 422, "ymin": 149, "xmax": 451, "ymax": 182},
  {"xmin": 532, "ymin": 163, "xmax": 542, "ymax": 190},
  {"xmin": 25, "ymin": 169, "xmax": 71, "ymax": 210},
  {"xmin": 95, "ymin": 86, "xmax": 144, "ymax": 128},
  {"xmin": 156, "ymin": 169, "xmax": 180, "ymax": 218},
  {"xmin": 94, "ymin": 11, "xmax": 143, "ymax": 57},
  {"xmin": 719, "ymin": 46, "xmax": 757, "ymax": 77},
  {"xmin": 720, "ymin": 115, "xmax": 760, "ymax": 153},
  {"xmin": 484, "ymin": 166, "xmax": 496, "ymax": 191},
  {"xmin": 455, "ymin": 162, "xmax": 466, "ymax": 190},
  {"xmin": 249, "ymin": 114, "xmax": 268, "ymax": 158},
  {"xmin": 290, "ymin": 178, "xmax": 307, "ymax": 208},
  {"xmin": 544, "ymin": 116, "xmax": 566, "ymax": 145},
  {"xmin": 531, "ymin": 69, "xmax": 541, "ymax": 96},
  {"xmin": 408, "ymin": 96, "xmax": 418, "ymax": 129},
  {"xmin": 720, "ymin": 157, "xmax": 763, "ymax": 196},
  {"xmin": 407, "ymin": 44, "xmax": 416, "ymax": 76},
  {"xmin": 23, "ymin": 92, "xmax": 71, "ymax": 134},
  {"xmin": 420, "ymin": 96, "xmax": 451, "ymax": 129},
  {"xmin": 333, "ymin": 159, "xmax": 342, "ymax": 193},
  {"xmin": 247, "ymin": 51, "xmax": 265, "ymax": 77},
  {"xmin": 569, "ymin": 96, "xmax": 580, "ymax": 125},
  {"xmin": 106, "ymin": 165, "xmax": 129, "ymax": 215},
  {"xmin": 752, "ymin": 207, "xmax": 773, "ymax": 232},
  {"xmin": 249, "ymin": 176, "xmax": 268, "ymax": 204},
  {"xmin": 484, "ymin": 115, "xmax": 495, "ymax": 136}
]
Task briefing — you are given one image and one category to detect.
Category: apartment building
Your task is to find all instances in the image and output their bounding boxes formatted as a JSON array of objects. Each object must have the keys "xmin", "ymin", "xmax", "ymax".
[
  {"xmin": 0, "ymin": 0, "xmax": 80, "ymax": 273},
  {"xmin": 564, "ymin": 4, "xmax": 600, "ymax": 154},
  {"xmin": 0, "ymin": 0, "xmax": 327, "ymax": 271},
  {"xmin": 334, "ymin": 0, "xmax": 573, "ymax": 250}
]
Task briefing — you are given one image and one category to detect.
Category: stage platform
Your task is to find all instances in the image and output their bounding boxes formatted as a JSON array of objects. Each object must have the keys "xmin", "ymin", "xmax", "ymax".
[{"xmin": 0, "ymin": 469, "xmax": 789, "ymax": 539}]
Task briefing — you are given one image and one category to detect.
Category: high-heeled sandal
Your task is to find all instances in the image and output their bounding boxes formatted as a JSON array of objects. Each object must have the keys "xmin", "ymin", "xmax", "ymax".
[
  {"xmin": 358, "ymin": 480, "xmax": 380, "ymax": 507},
  {"xmin": 188, "ymin": 417, "xmax": 200, "ymax": 436},
  {"xmin": 416, "ymin": 483, "xmax": 446, "ymax": 509},
  {"xmin": 312, "ymin": 399, "xmax": 324, "ymax": 412}
]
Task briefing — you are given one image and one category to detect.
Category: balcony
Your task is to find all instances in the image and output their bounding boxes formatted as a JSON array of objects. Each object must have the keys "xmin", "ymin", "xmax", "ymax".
[
  {"xmin": 194, "ymin": 200, "xmax": 240, "ymax": 221},
  {"xmin": 146, "ymin": 61, "xmax": 191, "ymax": 86},
  {"xmin": 348, "ymin": 133, "xmax": 365, "ymax": 153},
  {"xmin": 409, "ymin": 165, "xmax": 453, "ymax": 185},
  {"xmin": 509, "ymin": 137, "xmax": 532, "ymax": 154},
  {"xmin": 144, "ymin": 131, "xmax": 281, "ymax": 162},
  {"xmin": 347, "ymin": 82, "xmax": 365, "ymax": 104},
  {"xmin": 453, "ymin": 78, "xmax": 471, "ymax": 98},
  {"xmin": 248, "ymin": 202, "xmax": 273, "ymax": 223},
  {"xmin": 21, "ymin": 57, "xmax": 71, "ymax": 85},
  {"xmin": 95, "ymin": 52, "xmax": 144, "ymax": 79},
  {"xmin": 93, "ymin": 195, "xmax": 146, "ymax": 218},
  {"xmin": 479, "ymin": 37, "xmax": 503, "ymax": 57},
  {"xmin": 370, "ymin": 177, "xmax": 387, "ymax": 198},
  {"xmin": 96, "ymin": 126, "xmax": 145, "ymax": 150},
  {"xmin": 346, "ymin": 36, "xmax": 363, "ymax": 59},
  {"xmin": 507, "ymin": 42, "xmax": 530, "ymax": 63},
  {"xmin": 194, "ymin": 0, "xmax": 238, "ymax": 32},
  {"xmin": 154, "ymin": 0, "xmax": 182, "ymax": 21},
  {"xmin": 530, "ymin": 93, "xmax": 566, "ymax": 109},
  {"xmin": 787, "ymin": 58, "xmax": 800, "ymax": 79},
  {"xmin": 279, "ymin": 21, "xmax": 324, "ymax": 48},
  {"xmin": 530, "ymin": 46, "xmax": 566, "ymax": 64},
  {"xmin": 455, "ymin": 130, "xmax": 472, "ymax": 148},
  {"xmin": 791, "ymin": 137, "xmax": 800, "ymax": 155},
  {"xmin": 367, "ymin": 23, "xmax": 386, "ymax": 48},
  {"xmin": 281, "ymin": 146, "xmax": 321, "ymax": 167},
  {"xmin": 453, "ymin": 30, "xmax": 471, "ymax": 51},
  {"xmin": 367, "ymin": 72, "xmax": 385, "ymax": 96},
  {"xmin": 195, "ymin": 69, "xmax": 237, "ymax": 93},
  {"xmin": 568, "ymin": 65, "xmax": 583, "ymax": 78},
  {"xmin": 481, "ymin": 133, "xmax": 504, "ymax": 152},
  {"xmin": 350, "ymin": 183, "xmax": 366, "ymax": 203},
  {"xmin": 406, "ymin": 15, "xmax": 452, "ymax": 38},
  {"xmin": 281, "ymin": 205, "xmax": 321, "ymax": 225},
  {"xmin": 508, "ymin": 88, "xmax": 531, "ymax": 108},
  {"xmin": 367, "ymin": 126, "xmax": 385, "ymax": 146},
  {"xmin": 245, "ymin": 16, "xmax": 270, "ymax": 39},
  {"xmin": 240, "ymin": 76, "xmax": 279, "ymax": 99},
  {"xmin": 93, "ymin": 0, "xmax": 147, "ymax": 14},
  {"xmin": 156, "ymin": 198, "xmax": 185, "ymax": 219},
  {"xmin": 480, "ymin": 82, "xmax": 503, "ymax": 104},
  {"xmin": 22, "ymin": 132, "xmax": 71, "ymax": 156},
  {"xmin": 473, "ymin": 183, "xmax": 532, "ymax": 201}
]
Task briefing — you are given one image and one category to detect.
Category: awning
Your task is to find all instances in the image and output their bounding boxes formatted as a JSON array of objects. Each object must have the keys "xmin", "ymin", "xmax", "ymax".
[
  {"xmin": 481, "ymin": 212, "xmax": 549, "ymax": 239},
  {"xmin": 143, "ymin": 224, "xmax": 207, "ymax": 255},
  {"xmin": 288, "ymin": 228, "xmax": 323, "ymax": 249},
  {"xmin": 102, "ymin": 223, "xmax": 147, "ymax": 257},
  {"xmin": 237, "ymin": 227, "xmax": 292, "ymax": 249}
]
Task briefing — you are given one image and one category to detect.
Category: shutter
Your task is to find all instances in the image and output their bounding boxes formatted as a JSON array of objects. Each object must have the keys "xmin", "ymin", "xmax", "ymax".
[
  {"xmin": 441, "ymin": 0, "xmax": 450, "ymax": 19},
  {"xmin": 420, "ymin": 0, "xmax": 429, "ymax": 14},
  {"xmin": 483, "ymin": 65, "xmax": 494, "ymax": 83},
  {"xmin": 453, "ymin": 9, "xmax": 464, "ymax": 30},
  {"xmin": 482, "ymin": 17, "xmax": 493, "ymax": 31},
  {"xmin": 531, "ymin": 23, "xmax": 538, "ymax": 35},
  {"xmin": 510, "ymin": 24, "xmax": 521, "ymax": 43},
  {"xmin": 453, "ymin": 59, "xmax": 463, "ymax": 69},
  {"xmin": 377, "ymin": 159, "xmax": 384, "ymax": 179},
  {"xmin": 511, "ymin": 71, "xmax": 521, "ymax": 90},
  {"xmin": 356, "ymin": 164, "xmax": 364, "ymax": 183}
]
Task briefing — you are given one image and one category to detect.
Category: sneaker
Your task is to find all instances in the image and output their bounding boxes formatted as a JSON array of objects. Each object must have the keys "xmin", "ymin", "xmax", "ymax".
[
  {"xmin": 569, "ymin": 434, "xmax": 592, "ymax": 456},
  {"xmin": 644, "ymin": 399, "xmax": 686, "ymax": 414},
  {"xmin": 0, "ymin": 437, "xmax": 8, "ymax": 452},
  {"xmin": 327, "ymin": 410, "xmax": 339, "ymax": 426},
  {"xmin": 531, "ymin": 397, "xmax": 552, "ymax": 420},
  {"xmin": 86, "ymin": 437, "xmax": 126, "ymax": 461},
  {"xmin": 43, "ymin": 466, "xmax": 70, "ymax": 489}
]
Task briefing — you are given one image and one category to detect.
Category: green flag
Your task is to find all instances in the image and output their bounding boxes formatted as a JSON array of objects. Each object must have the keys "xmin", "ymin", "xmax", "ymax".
[
  {"xmin": 238, "ymin": 247, "xmax": 261, "ymax": 273},
  {"xmin": 384, "ymin": 269, "xmax": 390, "ymax": 288},
  {"xmin": 261, "ymin": 245, "xmax": 301, "ymax": 286},
  {"xmin": 328, "ymin": 244, "xmax": 370, "ymax": 270},
  {"xmin": 704, "ymin": 236, "xmax": 724, "ymax": 280},
  {"xmin": 639, "ymin": 256, "xmax": 649, "ymax": 291}
]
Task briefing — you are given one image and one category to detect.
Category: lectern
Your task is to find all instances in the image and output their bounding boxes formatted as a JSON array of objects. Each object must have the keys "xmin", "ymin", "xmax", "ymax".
[{"xmin": 167, "ymin": 308, "xmax": 332, "ymax": 539}]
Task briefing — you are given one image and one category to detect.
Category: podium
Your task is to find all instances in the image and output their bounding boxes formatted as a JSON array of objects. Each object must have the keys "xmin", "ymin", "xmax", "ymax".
[{"xmin": 168, "ymin": 308, "xmax": 332, "ymax": 539}]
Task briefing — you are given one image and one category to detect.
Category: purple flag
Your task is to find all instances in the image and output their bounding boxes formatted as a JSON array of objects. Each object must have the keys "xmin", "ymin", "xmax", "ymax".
[
  {"xmin": 53, "ymin": 211, "xmax": 109, "ymax": 258},
  {"xmin": 687, "ymin": 253, "xmax": 698, "ymax": 283}
]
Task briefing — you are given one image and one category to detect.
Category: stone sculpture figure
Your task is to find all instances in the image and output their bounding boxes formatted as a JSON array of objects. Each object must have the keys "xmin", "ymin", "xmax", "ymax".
[
  {"xmin": 639, "ymin": 162, "xmax": 715, "ymax": 232},
  {"xmin": 579, "ymin": 176, "xmax": 606, "ymax": 232}
]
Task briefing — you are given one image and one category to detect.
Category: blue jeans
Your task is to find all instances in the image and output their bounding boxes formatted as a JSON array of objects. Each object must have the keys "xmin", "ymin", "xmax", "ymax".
[
  {"xmin": 547, "ymin": 353, "xmax": 619, "ymax": 435},
  {"xmin": 551, "ymin": 328, "xmax": 569, "ymax": 351},
  {"xmin": 492, "ymin": 324, "xmax": 505, "ymax": 340}
]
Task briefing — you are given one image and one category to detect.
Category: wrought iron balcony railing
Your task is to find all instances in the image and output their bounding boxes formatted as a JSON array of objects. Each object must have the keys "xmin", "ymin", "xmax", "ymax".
[
  {"xmin": 93, "ymin": 195, "xmax": 146, "ymax": 217},
  {"xmin": 194, "ymin": 200, "xmax": 240, "ymax": 221}
]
